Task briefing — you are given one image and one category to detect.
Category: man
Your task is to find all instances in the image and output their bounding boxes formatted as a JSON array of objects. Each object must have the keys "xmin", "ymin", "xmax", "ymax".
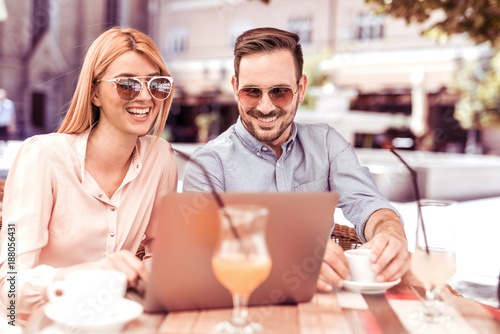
[
  {"xmin": 183, "ymin": 27, "xmax": 410, "ymax": 291},
  {"xmin": 0, "ymin": 89, "xmax": 15, "ymax": 141}
]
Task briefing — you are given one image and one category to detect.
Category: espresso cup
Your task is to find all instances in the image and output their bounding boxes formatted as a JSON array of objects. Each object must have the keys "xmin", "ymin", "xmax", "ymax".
[
  {"xmin": 47, "ymin": 269, "xmax": 127, "ymax": 324},
  {"xmin": 344, "ymin": 249, "xmax": 377, "ymax": 283}
]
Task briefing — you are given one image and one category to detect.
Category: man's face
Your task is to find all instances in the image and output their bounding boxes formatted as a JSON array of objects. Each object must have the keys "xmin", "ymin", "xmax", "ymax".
[{"xmin": 232, "ymin": 50, "xmax": 307, "ymax": 148}]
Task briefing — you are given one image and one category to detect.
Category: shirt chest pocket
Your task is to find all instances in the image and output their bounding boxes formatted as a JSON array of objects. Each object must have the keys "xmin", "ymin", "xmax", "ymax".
[{"xmin": 293, "ymin": 176, "xmax": 329, "ymax": 192}]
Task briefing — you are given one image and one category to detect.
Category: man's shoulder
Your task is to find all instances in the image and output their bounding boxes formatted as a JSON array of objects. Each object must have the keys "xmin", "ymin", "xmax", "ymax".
[
  {"xmin": 194, "ymin": 125, "xmax": 240, "ymax": 156},
  {"xmin": 295, "ymin": 122, "xmax": 344, "ymax": 140},
  {"xmin": 1, "ymin": 98, "xmax": 14, "ymax": 108},
  {"xmin": 295, "ymin": 122, "xmax": 331, "ymax": 132}
]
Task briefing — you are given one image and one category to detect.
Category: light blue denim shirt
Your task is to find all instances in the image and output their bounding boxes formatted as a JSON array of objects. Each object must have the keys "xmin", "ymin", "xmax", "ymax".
[{"xmin": 183, "ymin": 117, "xmax": 400, "ymax": 242}]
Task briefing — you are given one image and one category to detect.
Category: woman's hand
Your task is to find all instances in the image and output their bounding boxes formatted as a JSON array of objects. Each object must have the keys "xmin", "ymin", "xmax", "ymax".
[{"xmin": 54, "ymin": 250, "xmax": 149, "ymax": 288}]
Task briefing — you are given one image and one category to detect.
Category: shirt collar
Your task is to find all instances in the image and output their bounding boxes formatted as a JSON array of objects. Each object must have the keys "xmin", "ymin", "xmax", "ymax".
[
  {"xmin": 235, "ymin": 116, "xmax": 297, "ymax": 153},
  {"xmin": 75, "ymin": 129, "xmax": 142, "ymax": 183},
  {"xmin": 75, "ymin": 129, "xmax": 90, "ymax": 182}
]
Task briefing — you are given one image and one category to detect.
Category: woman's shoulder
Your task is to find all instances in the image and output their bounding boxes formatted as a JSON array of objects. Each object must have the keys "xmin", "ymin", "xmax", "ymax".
[
  {"xmin": 137, "ymin": 135, "xmax": 175, "ymax": 157},
  {"xmin": 20, "ymin": 133, "xmax": 77, "ymax": 151}
]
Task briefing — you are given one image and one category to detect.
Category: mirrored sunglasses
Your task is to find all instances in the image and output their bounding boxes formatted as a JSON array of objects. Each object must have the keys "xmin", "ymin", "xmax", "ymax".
[
  {"xmin": 99, "ymin": 76, "xmax": 174, "ymax": 102},
  {"xmin": 237, "ymin": 86, "xmax": 298, "ymax": 108}
]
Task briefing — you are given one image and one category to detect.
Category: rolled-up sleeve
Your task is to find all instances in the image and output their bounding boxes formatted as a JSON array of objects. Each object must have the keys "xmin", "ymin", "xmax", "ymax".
[
  {"xmin": 327, "ymin": 128, "xmax": 401, "ymax": 242},
  {"xmin": 0, "ymin": 137, "xmax": 59, "ymax": 315}
]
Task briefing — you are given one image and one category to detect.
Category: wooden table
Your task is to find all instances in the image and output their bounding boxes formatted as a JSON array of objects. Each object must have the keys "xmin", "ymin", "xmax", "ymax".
[
  {"xmin": 119, "ymin": 271, "xmax": 499, "ymax": 334},
  {"xmin": 22, "ymin": 272, "xmax": 500, "ymax": 334},
  {"xmin": 24, "ymin": 271, "xmax": 499, "ymax": 333}
]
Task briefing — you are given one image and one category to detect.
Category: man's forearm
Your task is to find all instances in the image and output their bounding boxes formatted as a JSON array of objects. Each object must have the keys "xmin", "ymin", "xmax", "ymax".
[{"xmin": 363, "ymin": 209, "xmax": 407, "ymax": 243}]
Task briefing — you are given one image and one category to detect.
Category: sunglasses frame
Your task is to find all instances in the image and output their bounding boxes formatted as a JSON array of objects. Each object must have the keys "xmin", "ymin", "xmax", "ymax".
[
  {"xmin": 236, "ymin": 81, "xmax": 300, "ymax": 108},
  {"xmin": 98, "ymin": 76, "xmax": 174, "ymax": 102},
  {"xmin": 236, "ymin": 75, "xmax": 304, "ymax": 108}
]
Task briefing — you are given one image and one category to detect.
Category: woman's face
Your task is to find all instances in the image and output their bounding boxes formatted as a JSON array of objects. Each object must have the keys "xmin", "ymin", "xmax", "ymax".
[{"xmin": 92, "ymin": 51, "xmax": 162, "ymax": 139}]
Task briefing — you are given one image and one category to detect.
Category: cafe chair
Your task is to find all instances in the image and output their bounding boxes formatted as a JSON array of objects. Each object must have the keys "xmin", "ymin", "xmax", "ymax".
[
  {"xmin": 136, "ymin": 243, "xmax": 145, "ymax": 260},
  {"xmin": 331, "ymin": 224, "xmax": 362, "ymax": 250}
]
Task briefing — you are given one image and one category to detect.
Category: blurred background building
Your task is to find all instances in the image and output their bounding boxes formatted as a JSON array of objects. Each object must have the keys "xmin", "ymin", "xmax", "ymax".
[
  {"xmin": 157, "ymin": 0, "xmax": 478, "ymax": 152},
  {"xmin": 0, "ymin": 0, "xmax": 495, "ymax": 154},
  {"xmin": 0, "ymin": 0, "xmax": 151, "ymax": 137}
]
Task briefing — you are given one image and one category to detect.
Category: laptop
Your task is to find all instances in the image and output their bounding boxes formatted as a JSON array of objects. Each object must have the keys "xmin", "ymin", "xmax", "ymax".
[{"xmin": 143, "ymin": 191, "xmax": 339, "ymax": 313}]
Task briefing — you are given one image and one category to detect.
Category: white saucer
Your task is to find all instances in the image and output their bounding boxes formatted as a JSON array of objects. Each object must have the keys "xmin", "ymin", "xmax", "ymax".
[
  {"xmin": 343, "ymin": 278, "xmax": 401, "ymax": 294},
  {"xmin": 44, "ymin": 298, "xmax": 143, "ymax": 333}
]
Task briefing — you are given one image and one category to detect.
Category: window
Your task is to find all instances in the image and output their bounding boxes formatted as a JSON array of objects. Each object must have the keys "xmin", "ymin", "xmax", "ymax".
[
  {"xmin": 356, "ymin": 12, "xmax": 384, "ymax": 40},
  {"xmin": 31, "ymin": 92, "xmax": 46, "ymax": 128},
  {"xmin": 167, "ymin": 28, "xmax": 188, "ymax": 54},
  {"xmin": 287, "ymin": 17, "xmax": 312, "ymax": 44}
]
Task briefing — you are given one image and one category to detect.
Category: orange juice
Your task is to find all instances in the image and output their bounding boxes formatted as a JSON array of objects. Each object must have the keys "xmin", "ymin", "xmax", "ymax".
[{"xmin": 212, "ymin": 256, "xmax": 272, "ymax": 297}]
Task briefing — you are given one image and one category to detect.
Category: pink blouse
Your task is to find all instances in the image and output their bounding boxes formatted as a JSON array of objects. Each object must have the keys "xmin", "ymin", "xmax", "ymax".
[{"xmin": 0, "ymin": 131, "xmax": 177, "ymax": 323}]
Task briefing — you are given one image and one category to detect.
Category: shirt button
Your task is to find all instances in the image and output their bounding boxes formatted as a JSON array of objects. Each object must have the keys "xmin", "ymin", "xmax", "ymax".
[
  {"xmin": 262, "ymin": 147, "xmax": 268, "ymax": 151},
  {"xmin": 111, "ymin": 207, "xmax": 116, "ymax": 212},
  {"xmin": 136, "ymin": 164, "xmax": 140, "ymax": 169},
  {"xmin": 256, "ymin": 152, "xmax": 261, "ymax": 157},
  {"xmin": 98, "ymin": 193, "xmax": 103, "ymax": 198},
  {"xmin": 288, "ymin": 147, "xmax": 291, "ymax": 151},
  {"xmin": 277, "ymin": 162, "xmax": 280, "ymax": 167},
  {"xmin": 109, "ymin": 232, "xmax": 115, "ymax": 237}
]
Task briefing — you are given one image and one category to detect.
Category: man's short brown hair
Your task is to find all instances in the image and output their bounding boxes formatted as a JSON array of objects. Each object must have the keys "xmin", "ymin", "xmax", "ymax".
[{"xmin": 233, "ymin": 27, "xmax": 304, "ymax": 83}]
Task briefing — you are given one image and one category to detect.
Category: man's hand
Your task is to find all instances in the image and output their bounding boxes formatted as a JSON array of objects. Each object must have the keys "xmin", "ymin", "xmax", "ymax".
[
  {"xmin": 317, "ymin": 209, "xmax": 410, "ymax": 291},
  {"xmin": 362, "ymin": 209, "xmax": 410, "ymax": 283},
  {"xmin": 316, "ymin": 240, "xmax": 350, "ymax": 291}
]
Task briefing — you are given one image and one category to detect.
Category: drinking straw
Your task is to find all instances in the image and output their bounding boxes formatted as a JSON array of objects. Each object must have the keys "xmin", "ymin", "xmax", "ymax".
[
  {"xmin": 173, "ymin": 149, "xmax": 244, "ymax": 246},
  {"xmin": 389, "ymin": 148, "xmax": 430, "ymax": 254}
]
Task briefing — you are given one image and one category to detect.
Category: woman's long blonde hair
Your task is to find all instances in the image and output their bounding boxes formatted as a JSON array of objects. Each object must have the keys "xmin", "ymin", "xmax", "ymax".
[{"xmin": 58, "ymin": 27, "xmax": 173, "ymax": 137}]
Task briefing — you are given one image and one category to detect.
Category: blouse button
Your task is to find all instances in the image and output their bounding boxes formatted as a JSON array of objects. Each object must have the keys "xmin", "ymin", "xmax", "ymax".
[
  {"xmin": 111, "ymin": 207, "xmax": 116, "ymax": 212},
  {"xmin": 256, "ymin": 152, "xmax": 261, "ymax": 157},
  {"xmin": 98, "ymin": 193, "xmax": 103, "ymax": 198},
  {"xmin": 109, "ymin": 232, "xmax": 115, "ymax": 237}
]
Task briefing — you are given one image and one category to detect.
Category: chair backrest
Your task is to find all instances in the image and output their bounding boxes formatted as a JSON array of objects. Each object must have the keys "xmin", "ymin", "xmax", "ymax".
[{"xmin": 331, "ymin": 224, "xmax": 362, "ymax": 251}]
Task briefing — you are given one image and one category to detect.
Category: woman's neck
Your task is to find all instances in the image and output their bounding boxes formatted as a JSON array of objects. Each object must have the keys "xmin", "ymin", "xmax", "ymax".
[
  {"xmin": 84, "ymin": 126, "xmax": 138, "ymax": 198},
  {"xmin": 86, "ymin": 126, "xmax": 137, "ymax": 170}
]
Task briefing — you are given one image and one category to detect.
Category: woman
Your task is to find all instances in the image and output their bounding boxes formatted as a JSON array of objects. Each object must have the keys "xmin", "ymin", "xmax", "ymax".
[{"xmin": 0, "ymin": 27, "xmax": 177, "ymax": 323}]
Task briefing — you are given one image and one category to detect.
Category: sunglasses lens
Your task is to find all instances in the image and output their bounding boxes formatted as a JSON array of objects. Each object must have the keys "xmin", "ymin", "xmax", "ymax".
[
  {"xmin": 115, "ymin": 78, "xmax": 142, "ymax": 101},
  {"xmin": 149, "ymin": 77, "xmax": 172, "ymax": 100},
  {"xmin": 269, "ymin": 87, "xmax": 294, "ymax": 107},
  {"xmin": 238, "ymin": 88, "xmax": 263, "ymax": 107},
  {"xmin": 238, "ymin": 87, "xmax": 294, "ymax": 107}
]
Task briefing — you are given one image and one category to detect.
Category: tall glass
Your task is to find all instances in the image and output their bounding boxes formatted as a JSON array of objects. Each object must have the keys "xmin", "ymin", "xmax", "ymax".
[
  {"xmin": 211, "ymin": 205, "xmax": 272, "ymax": 334},
  {"xmin": 411, "ymin": 199, "xmax": 457, "ymax": 323}
]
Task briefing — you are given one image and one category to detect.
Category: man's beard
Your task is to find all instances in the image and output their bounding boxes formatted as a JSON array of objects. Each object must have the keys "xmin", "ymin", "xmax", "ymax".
[{"xmin": 240, "ymin": 100, "xmax": 298, "ymax": 144}]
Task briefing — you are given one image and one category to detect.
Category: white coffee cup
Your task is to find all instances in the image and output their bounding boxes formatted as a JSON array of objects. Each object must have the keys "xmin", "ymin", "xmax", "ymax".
[
  {"xmin": 46, "ymin": 269, "xmax": 127, "ymax": 324},
  {"xmin": 344, "ymin": 249, "xmax": 377, "ymax": 283}
]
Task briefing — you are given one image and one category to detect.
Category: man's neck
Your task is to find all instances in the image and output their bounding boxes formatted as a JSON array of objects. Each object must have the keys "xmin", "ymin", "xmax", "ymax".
[{"xmin": 269, "ymin": 145, "xmax": 283, "ymax": 159}]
